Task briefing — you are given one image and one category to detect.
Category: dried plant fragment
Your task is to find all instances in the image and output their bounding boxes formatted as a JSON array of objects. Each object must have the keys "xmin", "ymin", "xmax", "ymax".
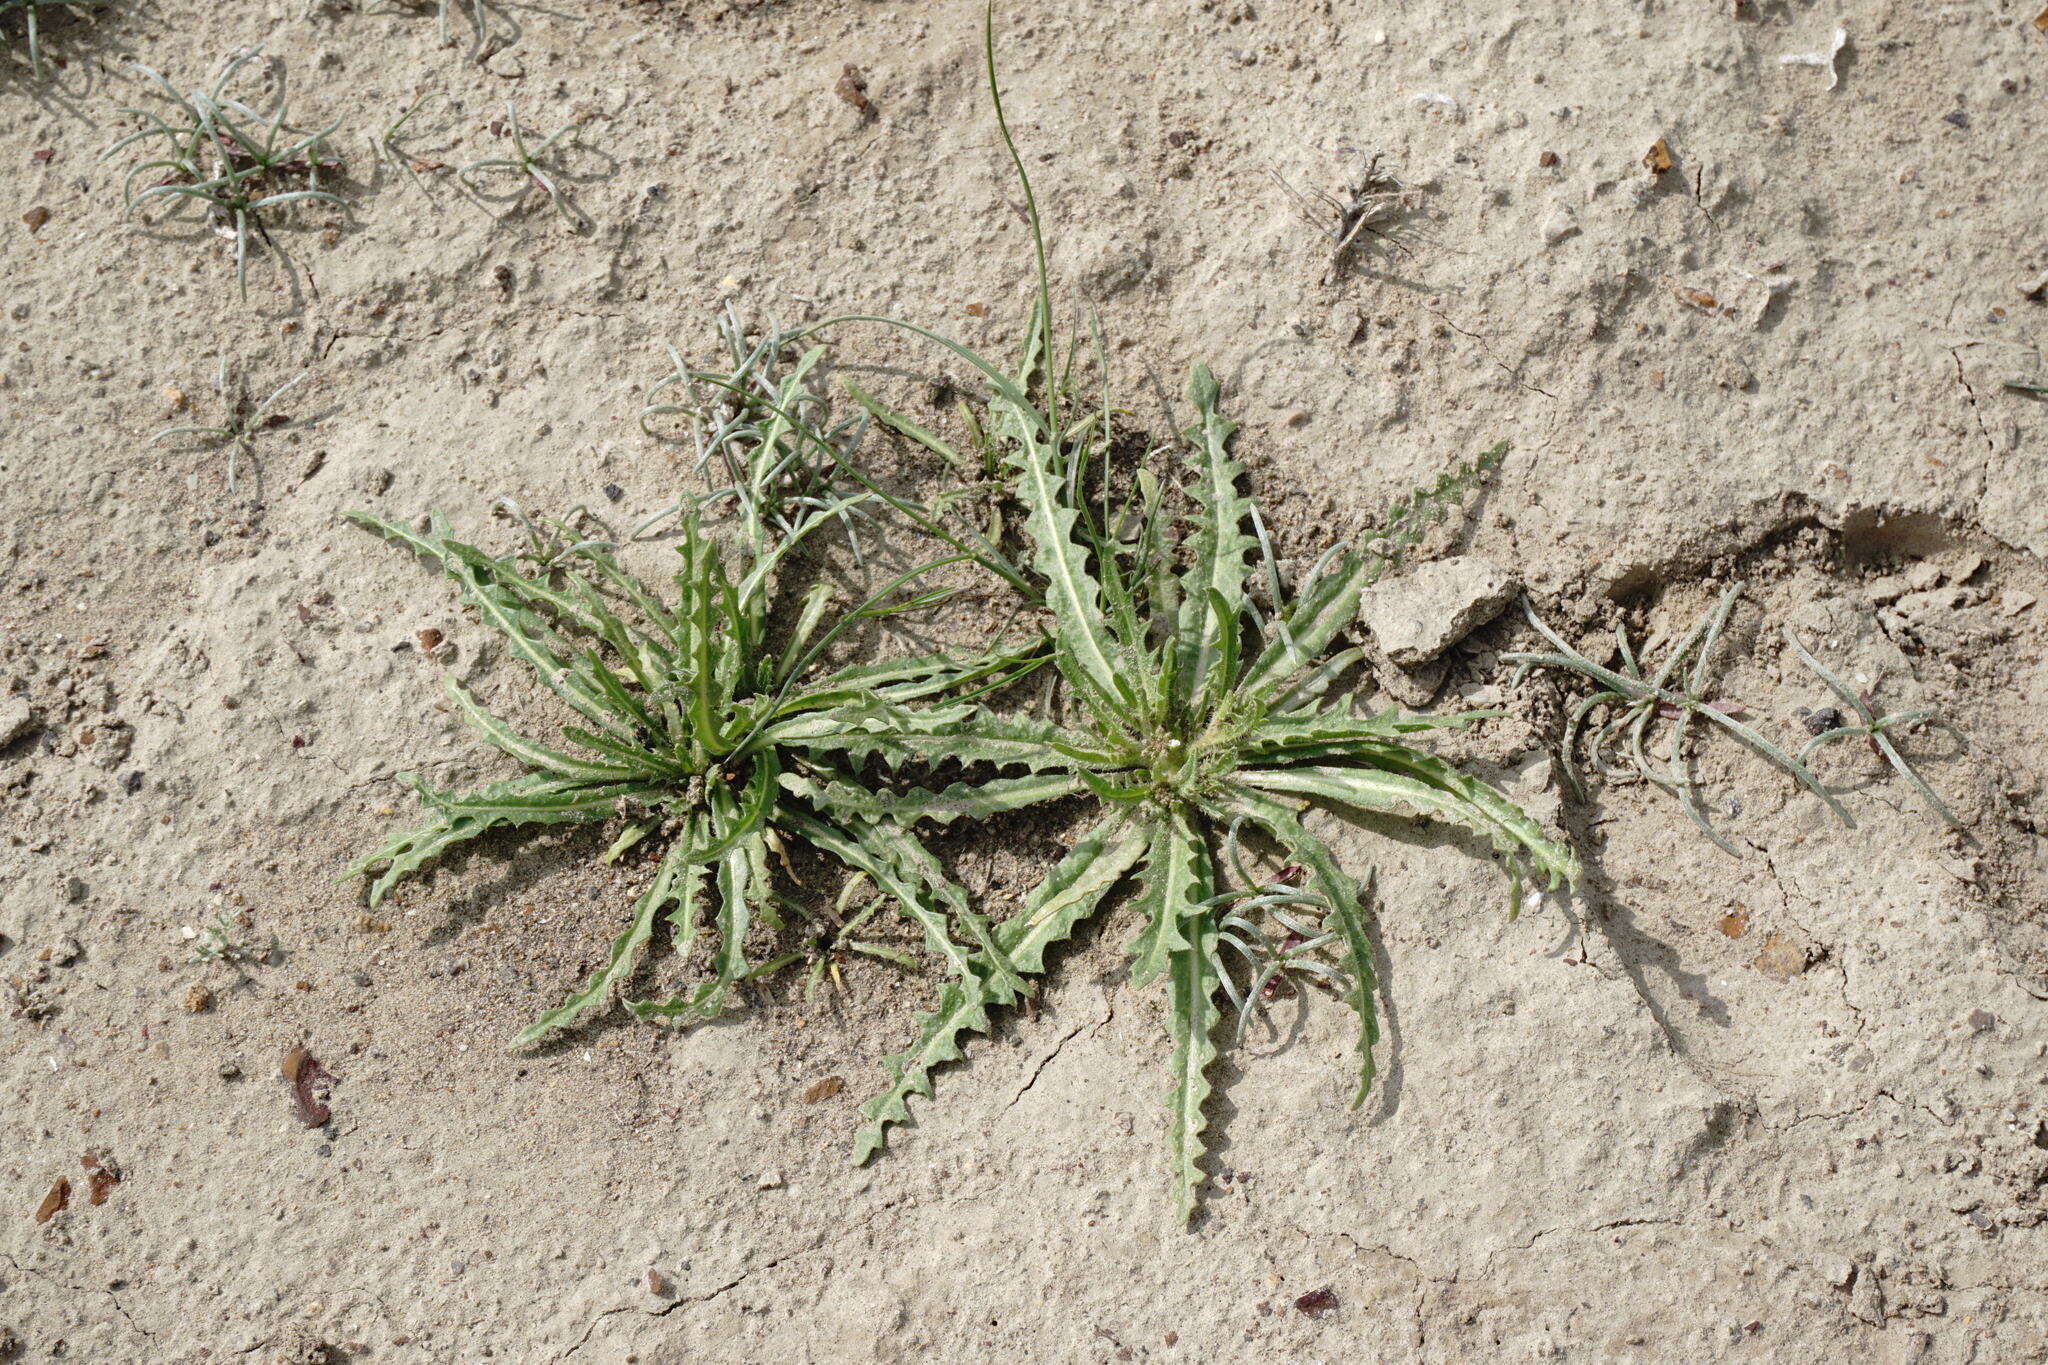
[
  {"xmin": 835, "ymin": 64, "xmax": 872, "ymax": 115},
  {"xmin": 282, "ymin": 1045, "xmax": 335, "ymax": 1127},
  {"xmin": 34, "ymin": 1178, "xmax": 68, "ymax": 1223},
  {"xmin": 1270, "ymin": 150, "xmax": 1419, "ymax": 281}
]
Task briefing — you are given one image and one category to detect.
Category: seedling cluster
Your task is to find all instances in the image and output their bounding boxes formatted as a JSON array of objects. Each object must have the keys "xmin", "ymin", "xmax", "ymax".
[
  {"xmin": 1506, "ymin": 586, "xmax": 1963, "ymax": 854},
  {"xmin": 100, "ymin": 52, "xmax": 347, "ymax": 297},
  {"xmin": 150, "ymin": 360, "xmax": 307, "ymax": 492}
]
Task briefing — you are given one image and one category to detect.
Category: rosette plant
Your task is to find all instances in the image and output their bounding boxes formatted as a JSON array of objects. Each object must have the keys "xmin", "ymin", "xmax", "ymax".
[
  {"xmin": 343, "ymin": 325, "xmax": 1033, "ymax": 1047},
  {"xmin": 784, "ymin": 14, "xmax": 1579, "ymax": 1216}
]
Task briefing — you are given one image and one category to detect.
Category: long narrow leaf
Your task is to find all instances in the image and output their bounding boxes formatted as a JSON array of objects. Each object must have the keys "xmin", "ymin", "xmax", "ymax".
[
  {"xmin": 1165, "ymin": 905, "xmax": 1222, "ymax": 1224},
  {"xmin": 508, "ymin": 834, "xmax": 705, "ymax": 1047}
]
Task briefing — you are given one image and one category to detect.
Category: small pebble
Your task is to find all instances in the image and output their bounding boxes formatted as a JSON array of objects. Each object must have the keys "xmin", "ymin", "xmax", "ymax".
[{"xmin": 1802, "ymin": 707, "xmax": 1844, "ymax": 736}]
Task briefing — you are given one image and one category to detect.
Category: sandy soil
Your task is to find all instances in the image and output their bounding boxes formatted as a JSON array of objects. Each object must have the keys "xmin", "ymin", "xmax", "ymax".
[{"xmin": 4, "ymin": 0, "xmax": 2048, "ymax": 1360}]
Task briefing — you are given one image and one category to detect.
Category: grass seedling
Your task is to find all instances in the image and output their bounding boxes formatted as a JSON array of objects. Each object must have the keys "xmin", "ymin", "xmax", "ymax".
[
  {"xmin": 458, "ymin": 101, "xmax": 586, "ymax": 229},
  {"xmin": 638, "ymin": 305, "xmax": 877, "ymax": 560},
  {"xmin": 151, "ymin": 360, "xmax": 308, "ymax": 493},
  {"xmin": 374, "ymin": 90, "xmax": 446, "ymax": 197},
  {"xmin": 184, "ymin": 911, "xmax": 269, "ymax": 973},
  {"xmin": 1504, "ymin": 585, "xmax": 1850, "ymax": 857},
  {"xmin": 785, "ymin": 7, "xmax": 1576, "ymax": 1222},
  {"xmin": 435, "ymin": 0, "xmax": 487, "ymax": 45},
  {"xmin": 1784, "ymin": 628, "xmax": 1965, "ymax": 829},
  {"xmin": 100, "ymin": 51, "xmax": 347, "ymax": 298},
  {"xmin": 364, "ymin": 0, "xmax": 490, "ymax": 49},
  {"xmin": 342, "ymin": 351, "xmax": 1039, "ymax": 1048}
]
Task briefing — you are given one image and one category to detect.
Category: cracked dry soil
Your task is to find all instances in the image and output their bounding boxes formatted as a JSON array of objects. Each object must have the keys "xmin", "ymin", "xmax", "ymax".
[{"xmin": 5, "ymin": 0, "xmax": 2048, "ymax": 1361}]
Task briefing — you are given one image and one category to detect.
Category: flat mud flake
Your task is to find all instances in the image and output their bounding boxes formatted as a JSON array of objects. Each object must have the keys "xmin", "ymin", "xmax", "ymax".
[
  {"xmin": 1294, "ymin": 1286, "xmax": 1338, "ymax": 1318},
  {"xmin": 1644, "ymin": 138, "xmax": 1673, "ymax": 176},
  {"xmin": 1751, "ymin": 933, "xmax": 1812, "ymax": 982},
  {"xmin": 1718, "ymin": 908, "xmax": 1751, "ymax": 939},
  {"xmin": 800, "ymin": 1075, "xmax": 844, "ymax": 1104},
  {"xmin": 282, "ymin": 1045, "xmax": 336, "ymax": 1127},
  {"xmin": 835, "ymin": 65, "xmax": 872, "ymax": 115},
  {"xmin": 34, "ymin": 1177, "xmax": 69, "ymax": 1223}
]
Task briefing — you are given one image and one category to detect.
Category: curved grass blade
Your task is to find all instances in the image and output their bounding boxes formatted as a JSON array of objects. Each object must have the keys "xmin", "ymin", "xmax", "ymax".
[{"xmin": 1224, "ymin": 787, "xmax": 1378, "ymax": 1106}]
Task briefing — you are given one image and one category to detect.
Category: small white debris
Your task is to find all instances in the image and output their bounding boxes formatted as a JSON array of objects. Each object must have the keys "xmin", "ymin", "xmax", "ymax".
[
  {"xmin": 1410, "ymin": 91, "xmax": 1460, "ymax": 117},
  {"xmin": 757, "ymin": 1170, "xmax": 784, "ymax": 1191},
  {"xmin": 1779, "ymin": 27, "xmax": 1848, "ymax": 90},
  {"xmin": 180, "ymin": 925, "xmax": 200, "ymax": 941}
]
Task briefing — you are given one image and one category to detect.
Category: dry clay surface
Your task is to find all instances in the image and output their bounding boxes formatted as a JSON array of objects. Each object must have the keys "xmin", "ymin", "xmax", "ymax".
[{"xmin": 4, "ymin": 0, "xmax": 2048, "ymax": 1360}]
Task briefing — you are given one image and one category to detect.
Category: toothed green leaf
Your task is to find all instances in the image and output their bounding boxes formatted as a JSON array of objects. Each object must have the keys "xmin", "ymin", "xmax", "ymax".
[
  {"xmin": 778, "ymin": 711, "xmax": 1098, "ymax": 773},
  {"xmin": 852, "ymin": 819, "xmax": 1148, "ymax": 1162},
  {"xmin": 1004, "ymin": 413, "xmax": 1129, "ymax": 714},
  {"xmin": 444, "ymin": 677, "xmax": 653, "ymax": 781},
  {"xmin": 1239, "ymin": 550, "xmax": 1369, "ymax": 700},
  {"xmin": 1126, "ymin": 808, "xmax": 1208, "ymax": 989},
  {"xmin": 1175, "ymin": 364, "xmax": 1255, "ymax": 701},
  {"xmin": 628, "ymin": 828, "xmax": 766, "ymax": 1024},
  {"xmin": 1243, "ymin": 706, "xmax": 1498, "ymax": 764},
  {"xmin": 1240, "ymin": 762, "xmax": 1578, "ymax": 890},
  {"xmin": 1165, "ymin": 905, "xmax": 1222, "ymax": 1225},
  {"xmin": 788, "ymin": 769, "xmax": 1089, "ymax": 827}
]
